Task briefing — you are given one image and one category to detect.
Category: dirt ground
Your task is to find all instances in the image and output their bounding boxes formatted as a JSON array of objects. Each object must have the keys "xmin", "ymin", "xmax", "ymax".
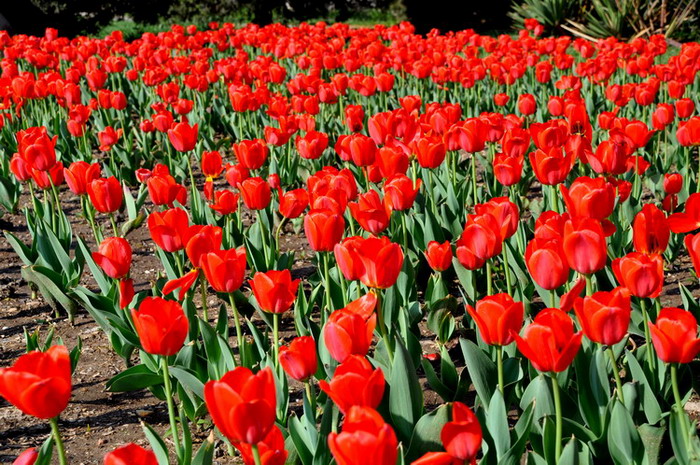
[{"xmin": 0, "ymin": 183, "xmax": 697, "ymax": 463}]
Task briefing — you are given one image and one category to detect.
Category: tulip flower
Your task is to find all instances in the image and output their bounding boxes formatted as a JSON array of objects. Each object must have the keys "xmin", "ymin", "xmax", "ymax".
[
  {"xmin": 685, "ymin": 234, "xmax": 700, "ymax": 279},
  {"xmin": 16, "ymin": 126, "xmax": 57, "ymax": 172},
  {"xmin": 250, "ymin": 269, "xmax": 300, "ymax": 362},
  {"xmin": 0, "ymin": 346, "xmax": 71, "ymax": 465},
  {"xmin": 413, "ymin": 401, "xmax": 482, "ymax": 465},
  {"xmin": 529, "ymin": 147, "xmax": 574, "ymax": 186},
  {"xmin": 279, "ymin": 188, "xmax": 309, "ymax": 219},
  {"xmin": 93, "ymin": 236, "xmax": 134, "ymax": 309},
  {"xmin": 517, "ymin": 93, "xmax": 536, "ymax": 115},
  {"xmin": 574, "ymin": 287, "xmax": 631, "ymax": 346},
  {"xmin": 612, "ymin": 252, "xmax": 664, "ymax": 298},
  {"xmin": 88, "ymin": 176, "xmax": 123, "ymax": 214},
  {"xmin": 562, "ymin": 218, "xmax": 607, "ymax": 276},
  {"xmin": 147, "ymin": 172, "xmax": 187, "ymax": 207},
  {"xmin": 234, "ymin": 425, "xmax": 288, "ymax": 465},
  {"xmin": 560, "ymin": 176, "xmax": 616, "ymax": 223},
  {"xmin": 167, "ymin": 121, "xmax": 198, "ymax": 152},
  {"xmin": 12, "ymin": 448, "xmax": 38, "ymax": 465},
  {"xmin": 334, "ymin": 235, "xmax": 404, "ymax": 290},
  {"xmin": 324, "ymin": 294, "xmax": 378, "ymax": 363},
  {"xmin": 455, "ymin": 213, "xmax": 502, "ymax": 284},
  {"xmin": 279, "ymin": 336, "xmax": 318, "ymax": 382},
  {"xmin": 650, "ymin": 308, "xmax": 700, "ymax": 364},
  {"xmin": 383, "ymin": 174, "xmax": 421, "ymax": 211},
  {"xmin": 233, "ymin": 139, "xmax": 269, "ymax": 170},
  {"xmin": 210, "ymin": 189, "xmax": 239, "ymax": 216},
  {"xmin": 328, "ymin": 406, "xmax": 398, "ymax": 465},
  {"xmin": 319, "ymin": 355, "xmax": 385, "ymax": 413},
  {"xmin": 304, "ymin": 209, "xmax": 346, "ymax": 252},
  {"xmin": 296, "ymin": 131, "xmax": 329, "ymax": 160},
  {"xmin": 493, "ymin": 153, "xmax": 524, "ymax": 186},
  {"xmin": 104, "ymin": 444, "xmax": 158, "ymax": 465},
  {"xmin": 424, "ymin": 241, "xmax": 453, "ymax": 273},
  {"xmin": 64, "ymin": 161, "xmax": 101, "ymax": 196},
  {"xmin": 148, "ymin": 207, "xmax": 196, "ymax": 253},
  {"xmin": 98, "ymin": 126, "xmax": 122, "ymax": 151},
  {"xmin": 348, "ymin": 190, "xmax": 392, "ymax": 235},
  {"xmin": 200, "ymin": 247, "xmax": 247, "ymax": 294},
  {"xmin": 204, "ymin": 366, "xmax": 277, "ymax": 445},
  {"xmin": 668, "ymin": 193, "xmax": 700, "ymax": 233},
  {"xmin": 664, "ymin": 173, "xmax": 683, "ymax": 195},
  {"xmin": 514, "ymin": 308, "xmax": 582, "ymax": 459},
  {"xmin": 201, "ymin": 150, "xmax": 223, "ymax": 179},
  {"xmin": 633, "ymin": 204, "xmax": 670, "ymax": 254},
  {"xmin": 131, "ymin": 297, "xmax": 188, "ymax": 356},
  {"xmin": 525, "ymin": 238, "xmax": 569, "ymax": 291},
  {"xmin": 239, "ymin": 177, "xmax": 272, "ymax": 210}
]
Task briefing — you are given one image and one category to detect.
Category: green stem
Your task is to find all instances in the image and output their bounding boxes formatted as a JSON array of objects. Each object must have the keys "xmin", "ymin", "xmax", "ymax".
[
  {"xmin": 486, "ymin": 260, "xmax": 493, "ymax": 296},
  {"xmin": 273, "ymin": 313, "xmax": 280, "ymax": 368},
  {"xmin": 502, "ymin": 250, "xmax": 512, "ymax": 296},
  {"xmin": 161, "ymin": 358, "xmax": 182, "ymax": 458},
  {"xmin": 640, "ymin": 299, "xmax": 656, "ymax": 372},
  {"xmin": 49, "ymin": 417, "xmax": 67, "ymax": 465},
  {"xmin": 550, "ymin": 289, "xmax": 557, "ymax": 308},
  {"xmin": 400, "ymin": 212, "xmax": 409, "ymax": 254},
  {"xmin": 584, "ymin": 274, "xmax": 593, "ymax": 296},
  {"xmin": 200, "ymin": 275, "xmax": 209, "ymax": 322},
  {"xmin": 607, "ymin": 346, "xmax": 625, "ymax": 404},
  {"xmin": 550, "ymin": 184, "xmax": 559, "ymax": 214},
  {"xmin": 228, "ymin": 293, "xmax": 243, "ymax": 367},
  {"xmin": 252, "ymin": 444, "xmax": 263, "ymax": 465},
  {"xmin": 471, "ymin": 154, "xmax": 479, "ymax": 205},
  {"xmin": 275, "ymin": 217, "xmax": 288, "ymax": 255},
  {"xmin": 109, "ymin": 213, "xmax": 119, "ymax": 237},
  {"xmin": 551, "ymin": 373, "xmax": 563, "ymax": 461},
  {"xmin": 671, "ymin": 364, "xmax": 693, "ymax": 454},
  {"xmin": 375, "ymin": 290, "xmax": 393, "ymax": 361},
  {"xmin": 304, "ymin": 381, "xmax": 317, "ymax": 421},
  {"xmin": 323, "ymin": 252, "xmax": 333, "ymax": 315},
  {"xmin": 497, "ymin": 345, "xmax": 504, "ymax": 394}
]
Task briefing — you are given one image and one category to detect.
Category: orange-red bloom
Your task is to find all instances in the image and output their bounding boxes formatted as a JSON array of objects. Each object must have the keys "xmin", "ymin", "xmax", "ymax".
[
  {"xmin": 649, "ymin": 308, "xmax": 700, "ymax": 364},
  {"xmin": 324, "ymin": 294, "xmax": 378, "ymax": 363},
  {"xmin": 131, "ymin": 297, "xmax": 188, "ymax": 356},
  {"xmin": 88, "ymin": 177, "xmax": 123, "ymax": 213},
  {"xmin": 612, "ymin": 252, "xmax": 664, "ymax": 298},
  {"xmin": 466, "ymin": 293, "xmax": 524, "ymax": 346},
  {"xmin": 334, "ymin": 236, "xmax": 404, "ymax": 289},
  {"xmin": 304, "ymin": 209, "xmax": 346, "ymax": 252},
  {"xmin": 319, "ymin": 355, "xmax": 385, "ymax": 413},
  {"xmin": 0, "ymin": 345, "xmax": 71, "ymax": 419},
  {"xmin": 249, "ymin": 269, "xmax": 300, "ymax": 314},
  {"xmin": 573, "ymin": 287, "xmax": 631, "ymax": 345},
  {"xmin": 104, "ymin": 444, "xmax": 158, "ymax": 465},
  {"xmin": 328, "ymin": 406, "xmax": 398, "ymax": 465},
  {"xmin": 200, "ymin": 247, "xmax": 247, "ymax": 293},
  {"xmin": 279, "ymin": 336, "xmax": 318, "ymax": 382},
  {"xmin": 424, "ymin": 241, "xmax": 453, "ymax": 272}
]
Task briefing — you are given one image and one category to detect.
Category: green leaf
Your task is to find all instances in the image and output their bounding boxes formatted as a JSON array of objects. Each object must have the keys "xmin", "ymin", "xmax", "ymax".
[
  {"xmin": 169, "ymin": 366, "xmax": 205, "ymax": 400},
  {"xmin": 191, "ymin": 433, "xmax": 216, "ymax": 465},
  {"xmin": 558, "ymin": 437, "xmax": 593, "ymax": 465},
  {"xmin": 107, "ymin": 364, "xmax": 163, "ymax": 392},
  {"xmin": 34, "ymin": 435, "xmax": 54, "ymax": 465},
  {"xmin": 142, "ymin": 422, "xmax": 170, "ymax": 465},
  {"xmin": 459, "ymin": 338, "xmax": 497, "ymax": 409},
  {"xmin": 607, "ymin": 400, "xmax": 644, "ymax": 465},
  {"xmin": 289, "ymin": 414, "xmax": 314, "ymax": 465},
  {"xmin": 625, "ymin": 350, "xmax": 662, "ymax": 425},
  {"xmin": 389, "ymin": 340, "xmax": 424, "ymax": 443},
  {"xmin": 405, "ymin": 404, "xmax": 451, "ymax": 461},
  {"xmin": 487, "ymin": 389, "xmax": 511, "ymax": 461},
  {"xmin": 499, "ymin": 401, "xmax": 535, "ymax": 465}
]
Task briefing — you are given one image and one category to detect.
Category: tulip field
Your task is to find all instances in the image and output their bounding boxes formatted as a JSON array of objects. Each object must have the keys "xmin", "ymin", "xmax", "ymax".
[{"xmin": 2, "ymin": 18, "xmax": 700, "ymax": 465}]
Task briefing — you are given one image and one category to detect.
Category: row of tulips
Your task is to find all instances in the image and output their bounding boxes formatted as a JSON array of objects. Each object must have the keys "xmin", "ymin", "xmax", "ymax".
[{"xmin": 1, "ymin": 17, "xmax": 700, "ymax": 465}]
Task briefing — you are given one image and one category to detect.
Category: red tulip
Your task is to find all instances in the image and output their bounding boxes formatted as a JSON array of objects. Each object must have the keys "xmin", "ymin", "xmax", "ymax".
[
  {"xmin": 336, "ymin": 133, "xmax": 377, "ymax": 167},
  {"xmin": 633, "ymin": 204, "xmax": 670, "ymax": 254},
  {"xmin": 494, "ymin": 93, "xmax": 510, "ymax": 106},
  {"xmin": 663, "ymin": 173, "xmax": 683, "ymax": 195},
  {"xmin": 383, "ymin": 175, "xmax": 421, "ymax": 211},
  {"xmin": 92, "ymin": 237, "xmax": 131, "ymax": 279},
  {"xmin": 375, "ymin": 146, "xmax": 409, "ymax": 179},
  {"xmin": 414, "ymin": 136, "xmax": 447, "ymax": 169},
  {"xmin": 319, "ymin": 355, "xmax": 385, "ymax": 413},
  {"xmin": 0, "ymin": 345, "xmax": 71, "ymax": 419},
  {"xmin": 676, "ymin": 99, "xmax": 695, "ymax": 119},
  {"xmin": 612, "ymin": 252, "xmax": 664, "ymax": 298},
  {"xmin": 513, "ymin": 308, "xmax": 583, "ymax": 372},
  {"xmin": 562, "ymin": 218, "xmax": 607, "ymax": 275},
  {"xmin": 296, "ymin": 131, "xmax": 329, "ymax": 160},
  {"xmin": 131, "ymin": 297, "xmax": 188, "ymax": 356},
  {"xmin": 167, "ymin": 121, "xmax": 198, "ymax": 152},
  {"xmin": 239, "ymin": 177, "xmax": 272, "ymax": 210},
  {"xmin": 652, "ymin": 104, "xmax": 675, "ymax": 130},
  {"xmin": 201, "ymin": 247, "xmax": 247, "ymax": 293},
  {"xmin": 685, "ymin": 233, "xmax": 700, "ymax": 278},
  {"xmin": 226, "ymin": 163, "xmax": 250, "ymax": 188},
  {"xmin": 525, "ymin": 238, "xmax": 569, "ymax": 290},
  {"xmin": 517, "ymin": 93, "xmax": 536, "ymax": 115},
  {"xmin": 185, "ymin": 225, "xmax": 222, "ymax": 268},
  {"xmin": 16, "ymin": 126, "xmax": 57, "ymax": 171},
  {"xmin": 573, "ymin": 287, "xmax": 631, "ymax": 345},
  {"xmin": 204, "ymin": 366, "xmax": 277, "ymax": 445},
  {"xmin": 475, "ymin": 197, "xmax": 519, "ymax": 240},
  {"xmin": 234, "ymin": 425, "xmax": 288, "ymax": 465},
  {"xmin": 31, "ymin": 161, "xmax": 65, "ymax": 190},
  {"xmin": 560, "ymin": 176, "xmax": 616, "ymax": 222},
  {"xmin": 279, "ymin": 188, "xmax": 309, "ymax": 219},
  {"xmin": 668, "ymin": 193, "xmax": 700, "ymax": 233},
  {"xmin": 324, "ymin": 294, "xmax": 378, "ymax": 363},
  {"xmin": 529, "ymin": 147, "xmax": 574, "ymax": 186},
  {"xmin": 334, "ymin": 236, "xmax": 404, "ymax": 289},
  {"xmin": 148, "ymin": 207, "xmax": 195, "ymax": 252},
  {"xmin": 279, "ymin": 336, "xmax": 318, "ymax": 382},
  {"xmin": 104, "ymin": 444, "xmax": 158, "ymax": 465},
  {"xmin": 425, "ymin": 241, "xmax": 453, "ymax": 272},
  {"xmin": 441, "ymin": 402, "xmax": 483, "ymax": 464},
  {"xmin": 466, "ymin": 293, "xmax": 524, "ymax": 346},
  {"xmin": 328, "ymin": 406, "xmax": 398, "ymax": 465},
  {"xmin": 88, "ymin": 177, "xmax": 123, "ymax": 213},
  {"xmin": 210, "ymin": 190, "xmax": 240, "ymax": 216},
  {"xmin": 201, "ymin": 150, "xmax": 223, "ymax": 179},
  {"xmin": 233, "ymin": 139, "xmax": 269, "ymax": 170},
  {"xmin": 348, "ymin": 190, "xmax": 392, "ymax": 235},
  {"xmin": 455, "ymin": 213, "xmax": 502, "ymax": 270},
  {"xmin": 649, "ymin": 307, "xmax": 700, "ymax": 364},
  {"xmin": 98, "ymin": 126, "xmax": 122, "ymax": 152},
  {"xmin": 64, "ymin": 161, "xmax": 101, "ymax": 195},
  {"xmin": 493, "ymin": 153, "xmax": 524, "ymax": 186},
  {"xmin": 13, "ymin": 448, "xmax": 38, "ymax": 465},
  {"xmin": 304, "ymin": 209, "xmax": 346, "ymax": 252},
  {"xmin": 249, "ymin": 269, "xmax": 300, "ymax": 314},
  {"xmin": 147, "ymin": 173, "xmax": 187, "ymax": 207},
  {"xmin": 10, "ymin": 154, "xmax": 31, "ymax": 182},
  {"xmin": 345, "ymin": 105, "xmax": 365, "ymax": 132}
]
